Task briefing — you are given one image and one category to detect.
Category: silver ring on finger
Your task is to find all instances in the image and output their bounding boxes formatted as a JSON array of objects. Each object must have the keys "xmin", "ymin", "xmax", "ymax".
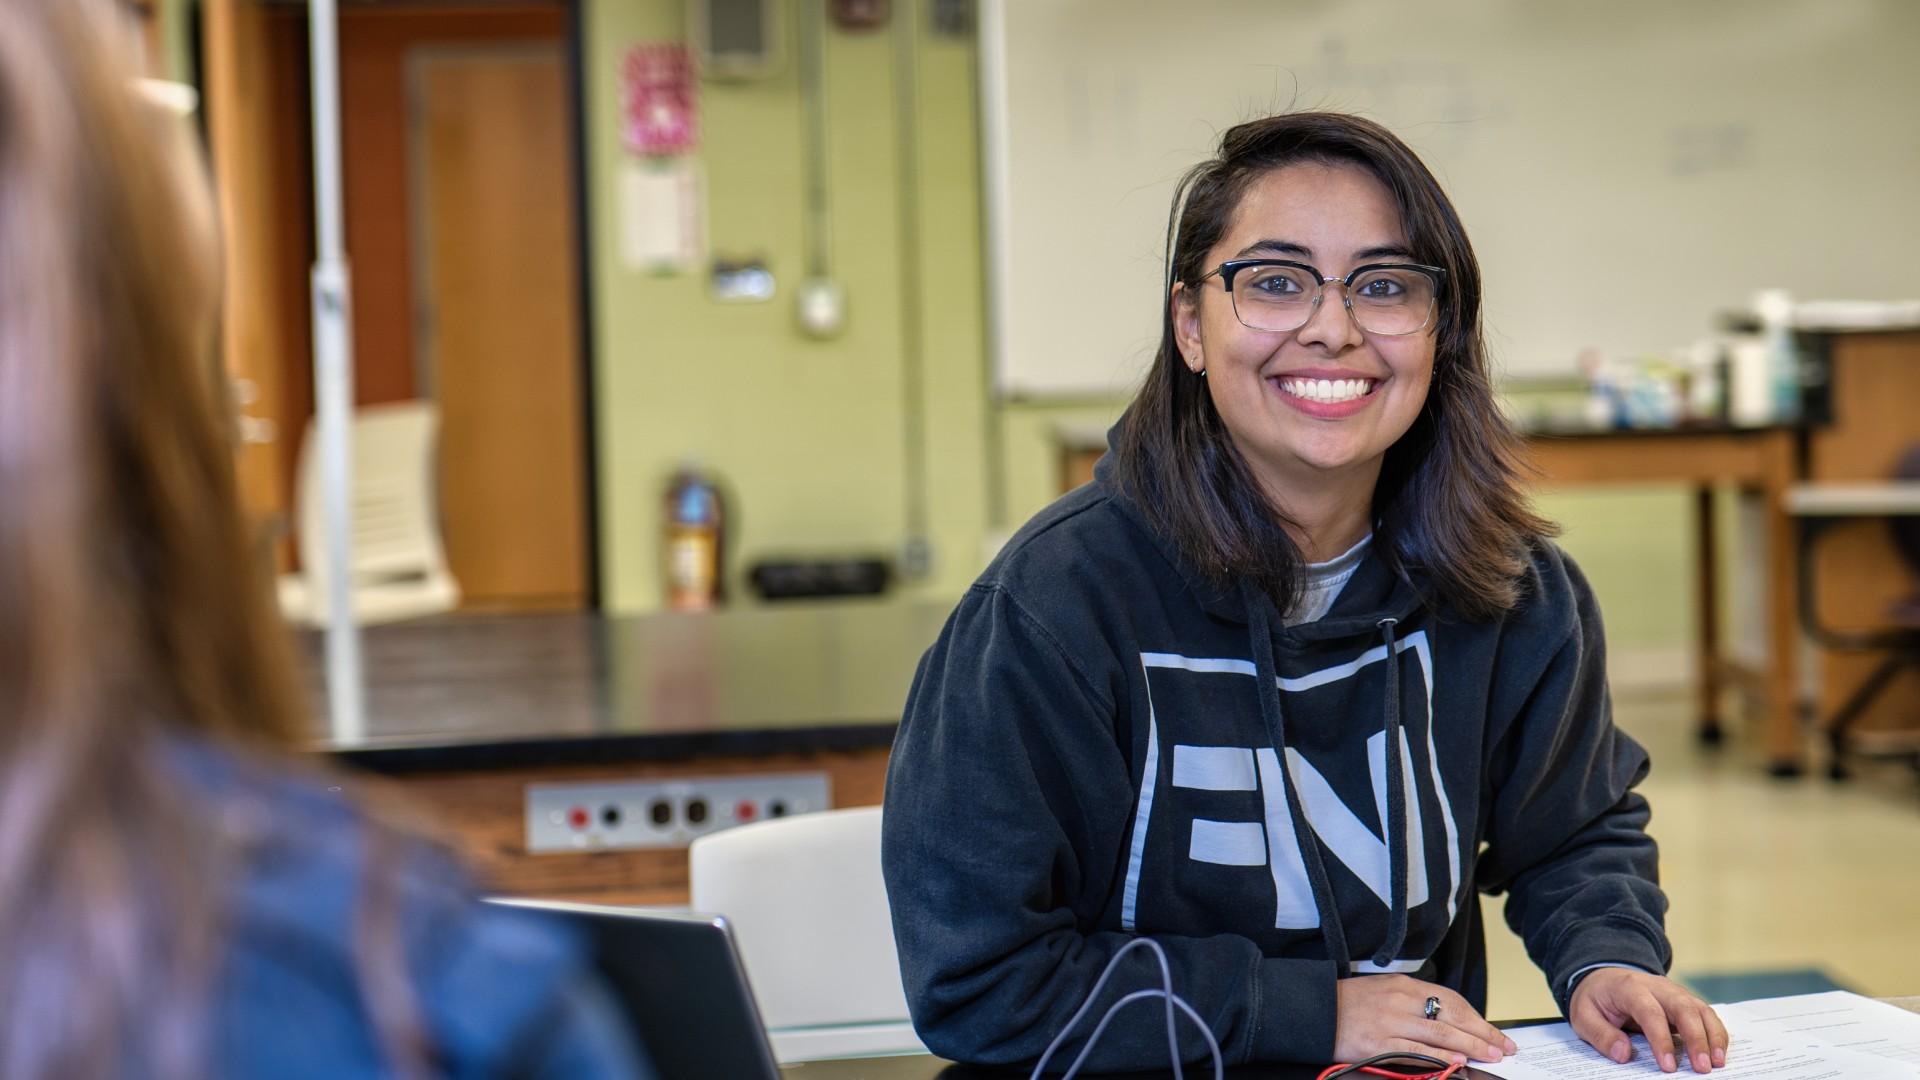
[{"xmin": 1423, "ymin": 996, "xmax": 1442, "ymax": 1022}]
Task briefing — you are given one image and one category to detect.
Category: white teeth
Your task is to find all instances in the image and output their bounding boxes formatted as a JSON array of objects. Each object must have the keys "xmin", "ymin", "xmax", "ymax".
[{"xmin": 1279, "ymin": 377, "xmax": 1374, "ymax": 403}]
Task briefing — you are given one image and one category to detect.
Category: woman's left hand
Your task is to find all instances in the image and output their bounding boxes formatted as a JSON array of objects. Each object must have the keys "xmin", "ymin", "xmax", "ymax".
[{"xmin": 1568, "ymin": 968, "xmax": 1729, "ymax": 1073}]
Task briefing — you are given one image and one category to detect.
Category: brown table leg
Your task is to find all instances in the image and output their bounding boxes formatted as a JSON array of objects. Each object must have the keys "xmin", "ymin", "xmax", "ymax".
[
  {"xmin": 1762, "ymin": 431, "xmax": 1805, "ymax": 776},
  {"xmin": 1694, "ymin": 486, "xmax": 1723, "ymax": 745}
]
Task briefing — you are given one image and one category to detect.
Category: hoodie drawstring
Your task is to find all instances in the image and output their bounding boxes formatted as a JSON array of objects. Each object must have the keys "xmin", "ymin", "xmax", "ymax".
[
  {"xmin": 1242, "ymin": 581, "xmax": 1351, "ymax": 975},
  {"xmin": 1373, "ymin": 616, "xmax": 1410, "ymax": 967},
  {"xmin": 1243, "ymin": 585, "xmax": 1416, "ymax": 974}
]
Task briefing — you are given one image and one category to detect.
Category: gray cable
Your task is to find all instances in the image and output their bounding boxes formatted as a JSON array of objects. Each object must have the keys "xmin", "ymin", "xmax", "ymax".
[
  {"xmin": 1055, "ymin": 989, "xmax": 1224, "ymax": 1080},
  {"xmin": 1027, "ymin": 937, "xmax": 1224, "ymax": 1080}
]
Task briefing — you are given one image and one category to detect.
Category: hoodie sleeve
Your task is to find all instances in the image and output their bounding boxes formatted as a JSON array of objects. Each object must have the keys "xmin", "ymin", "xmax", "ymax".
[
  {"xmin": 883, "ymin": 584, "xmax": 1337, "ymax": 1070},
  {"xmin": 1476, "ymin": 554, "xmax": 1672, "ymax": 1017}
]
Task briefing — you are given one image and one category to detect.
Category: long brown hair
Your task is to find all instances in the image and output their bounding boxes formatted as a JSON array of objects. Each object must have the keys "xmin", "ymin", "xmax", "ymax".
[
  {"xmin": 0, "ymin": 2, "xmax": 367, "ymax": 1075},
  {"xmin": 1113, "ymin": 112, "xmax": 1555, "ymax": 620}
]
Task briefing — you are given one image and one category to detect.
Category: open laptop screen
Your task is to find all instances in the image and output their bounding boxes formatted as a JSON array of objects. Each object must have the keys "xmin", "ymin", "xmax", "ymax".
[{"xmin": 487, "ymin": 899, "xmax": 783, "ymax": 1080}]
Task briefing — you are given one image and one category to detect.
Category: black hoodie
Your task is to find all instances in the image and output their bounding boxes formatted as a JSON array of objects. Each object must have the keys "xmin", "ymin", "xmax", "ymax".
[{"xmin": 882, "ymin": 450, "xmax": 1670, "ymax": 1069}]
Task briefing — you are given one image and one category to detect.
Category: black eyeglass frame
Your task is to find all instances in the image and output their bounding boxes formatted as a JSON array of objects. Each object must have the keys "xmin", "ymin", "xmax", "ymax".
[{"xmin": 1202, "ymin": 258, "xmax": 1448, "ymax": 337}]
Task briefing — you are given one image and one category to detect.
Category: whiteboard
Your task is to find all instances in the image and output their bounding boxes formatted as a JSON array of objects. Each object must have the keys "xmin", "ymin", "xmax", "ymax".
[{"xmin": 981, "ymin": 0, "xmax": 1920, "ymax": 399}]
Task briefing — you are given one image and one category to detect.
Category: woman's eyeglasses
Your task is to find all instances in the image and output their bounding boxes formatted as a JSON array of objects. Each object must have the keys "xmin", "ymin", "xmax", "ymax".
[{"xmin": 1203, "ymin": 259, "xmax": 1446, "ymax": 337}]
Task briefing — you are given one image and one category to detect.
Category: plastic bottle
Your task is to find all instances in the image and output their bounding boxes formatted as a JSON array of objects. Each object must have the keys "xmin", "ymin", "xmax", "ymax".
[
  {"xmin": 1578, "ymin": 348, "xmax": 1616, "ymax": 429},
  {"xmin": 1684, "ymin": 339, "xmax": 1724, "ymax": 425},
  {"xmin": 1752, "ymin": 288, "xmax": 1801, "ymax": 423},
  {"xmin": 663, "ymin": 463, "xmax": 725, "ymax": 611},
  {"xmin": 1727, "ymin": 334, "xmax": 1772, "ymax": 427}
]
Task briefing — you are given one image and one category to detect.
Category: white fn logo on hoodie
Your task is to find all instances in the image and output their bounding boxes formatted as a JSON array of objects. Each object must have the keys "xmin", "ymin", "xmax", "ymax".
[{"xmin": 1120, "ymin": 632, "xmax": 1463, "ymax": 974}]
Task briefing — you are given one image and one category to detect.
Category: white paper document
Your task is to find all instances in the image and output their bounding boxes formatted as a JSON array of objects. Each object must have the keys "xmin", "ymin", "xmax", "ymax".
[
  {"xmin": 1476, "ymin": 993, "xmax": 1920, "ymax": 1080},
  {"xmin": 1716, "ymin": 993, "xmax": 1920, "ymax": 1071}
]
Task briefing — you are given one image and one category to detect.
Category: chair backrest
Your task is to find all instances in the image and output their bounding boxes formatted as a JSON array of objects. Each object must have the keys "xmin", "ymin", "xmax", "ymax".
[
  {"xmin": 687, "ymin": 806, "xmax": 909, "ymax": 1030},
  {"xmin": 294, "ymin": 400, "xmax": 453, "ymax": 588},
  {"xmin": 1893, "ymin": 443, "xmax": 1920, "ymax": 581}
]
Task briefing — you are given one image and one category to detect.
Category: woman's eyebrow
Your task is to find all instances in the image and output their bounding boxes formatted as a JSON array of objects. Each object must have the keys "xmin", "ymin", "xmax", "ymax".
[
  {"xmin": 1229, "ymin": 240, "xmax": 1416, "ymax": 261},
  {"xmin": 1233, "ymin": 238, "xmax": 1311, "ymax": 258}
]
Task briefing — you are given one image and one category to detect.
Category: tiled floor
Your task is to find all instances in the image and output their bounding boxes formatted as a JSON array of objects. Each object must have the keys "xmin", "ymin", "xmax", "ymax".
[{"xmin": 1482, "ymin": 690, "xmax": 1920, "ymax": 1020}]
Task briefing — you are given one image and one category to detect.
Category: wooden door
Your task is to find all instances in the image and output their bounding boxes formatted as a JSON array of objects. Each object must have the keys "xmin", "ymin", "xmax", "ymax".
[
  {"xmin": 412, "ymin": 47, "xmax": 586, "ymax": 609},
  {"xmin": 201, "ymin": 0, "xmax": 312, "ymax": 572}
]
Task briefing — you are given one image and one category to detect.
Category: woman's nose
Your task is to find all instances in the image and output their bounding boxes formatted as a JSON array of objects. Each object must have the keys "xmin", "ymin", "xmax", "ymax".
[{"xmin": 1294, "ymin": 283, "xmax": 1364, "ymax": 350}]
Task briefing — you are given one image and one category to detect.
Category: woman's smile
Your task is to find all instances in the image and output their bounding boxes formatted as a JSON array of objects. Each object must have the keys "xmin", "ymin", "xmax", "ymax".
[{"xmin": 1269, "ymin": 368, "xmax": 1385, "ymax": 418}]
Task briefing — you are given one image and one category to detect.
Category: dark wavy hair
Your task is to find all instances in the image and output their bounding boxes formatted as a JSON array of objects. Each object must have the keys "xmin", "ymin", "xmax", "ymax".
[{"xmin": 1113, "ymin": 111, "xmax": 1555, "ymax": 621}]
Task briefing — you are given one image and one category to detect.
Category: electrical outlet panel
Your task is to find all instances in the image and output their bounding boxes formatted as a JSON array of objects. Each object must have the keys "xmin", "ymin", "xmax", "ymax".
[{"xmin": 524, "ymin": 772, "xmax": 831, "ymax": 853}]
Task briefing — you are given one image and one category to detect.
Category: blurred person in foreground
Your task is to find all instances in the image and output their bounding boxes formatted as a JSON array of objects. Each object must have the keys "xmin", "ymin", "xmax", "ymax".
[{"xmin": 0, "ymin": 1, "xmax": 648, "ymax": 1076}]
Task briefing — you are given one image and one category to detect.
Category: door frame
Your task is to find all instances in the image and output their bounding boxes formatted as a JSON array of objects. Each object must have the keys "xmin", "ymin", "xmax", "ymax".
[{"xmin": 562, "ymin": 0, "xmax": 602, "ymax": 610}]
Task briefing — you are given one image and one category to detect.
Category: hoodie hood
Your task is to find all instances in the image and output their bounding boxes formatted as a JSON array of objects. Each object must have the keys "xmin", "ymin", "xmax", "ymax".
[{"xmin": 1090, "ymin": 419, "xmax": 1426, "ymax": 639}]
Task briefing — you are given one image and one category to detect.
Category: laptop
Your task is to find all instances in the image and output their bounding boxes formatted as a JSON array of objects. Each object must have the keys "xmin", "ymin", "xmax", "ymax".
[{"xmin": 486, "ymin": 898, "xmax": 784, "ymax": 1080}]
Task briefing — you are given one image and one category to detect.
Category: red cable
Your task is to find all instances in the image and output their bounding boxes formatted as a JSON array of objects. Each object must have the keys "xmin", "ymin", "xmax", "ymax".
[{"xmin": 1316, "ymin": 1061, "xmax": 1463, "ymax": 1080}]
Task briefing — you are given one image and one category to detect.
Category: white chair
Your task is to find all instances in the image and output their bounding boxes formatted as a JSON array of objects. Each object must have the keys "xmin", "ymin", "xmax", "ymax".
[
  {"xmin": 688, "ymin": 805, "xmax": 925, "ymax": 1063},
  {"xmin": 277, "ymin": 400, "xmax": 461, "ymax": 626}
]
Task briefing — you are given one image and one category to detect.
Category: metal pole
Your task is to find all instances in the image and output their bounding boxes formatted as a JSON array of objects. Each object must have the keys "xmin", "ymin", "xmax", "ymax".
[
  {"xmin": 308, "ymin": 0, "xmax": 366, "ymax": 741},
  {"xmin": 976, "ymin": 0, "xmax": 1012, "ymax": 530},
  {"xmin": 892, "ymin": 0, "xmax": 932, "ymax": 578}
]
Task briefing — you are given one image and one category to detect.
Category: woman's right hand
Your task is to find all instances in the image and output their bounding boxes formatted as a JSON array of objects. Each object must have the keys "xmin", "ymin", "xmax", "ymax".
[{"xmin": 1333, "ymin": 975, "xmax": 1519, "ymax": 1065}]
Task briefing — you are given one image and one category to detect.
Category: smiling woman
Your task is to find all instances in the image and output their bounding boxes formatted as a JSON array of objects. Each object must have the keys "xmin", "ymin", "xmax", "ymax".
[
  {"xmin": 882, "ymin": 113, "xmax": 1730, "ymax": 1076},
  {"xmin": 1122, "ymin": 114, "xmax": 1544, "ymax": 614}
]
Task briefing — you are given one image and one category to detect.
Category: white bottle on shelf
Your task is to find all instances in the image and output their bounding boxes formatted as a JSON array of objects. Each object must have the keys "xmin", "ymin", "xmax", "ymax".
[{"xmin": 1727, "ymin": 334, "xmax": 1771, "ymax": 428}]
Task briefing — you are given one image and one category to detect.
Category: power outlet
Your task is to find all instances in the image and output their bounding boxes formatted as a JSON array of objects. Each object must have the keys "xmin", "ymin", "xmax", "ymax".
[{"xmin": 524, "ymin": 772, "xmax": 831, "ymax": 853}]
